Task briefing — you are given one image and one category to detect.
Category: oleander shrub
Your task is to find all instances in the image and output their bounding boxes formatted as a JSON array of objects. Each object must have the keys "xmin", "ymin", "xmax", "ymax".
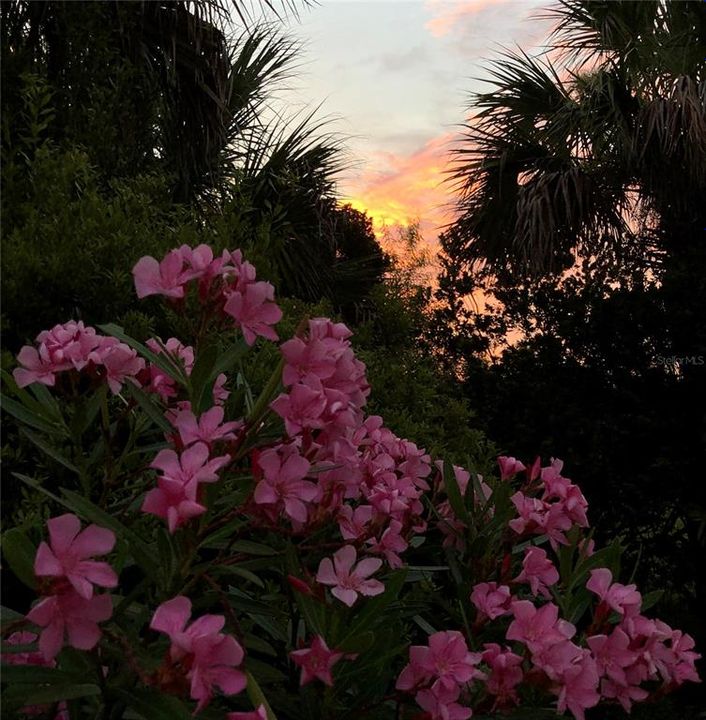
[{"xmin": 0, "ymin": 245, "xmax": 700, "ymax": 719}]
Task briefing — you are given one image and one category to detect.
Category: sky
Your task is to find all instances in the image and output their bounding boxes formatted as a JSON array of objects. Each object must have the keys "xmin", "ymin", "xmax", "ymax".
[{"xmin": 277, "ymin": 0, "xmax": 549, "ymax": 249}]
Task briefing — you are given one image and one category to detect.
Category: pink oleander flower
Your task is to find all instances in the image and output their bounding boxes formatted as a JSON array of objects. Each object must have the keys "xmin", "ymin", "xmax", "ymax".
[
  {"xmin": 253, "ymin": 444, "xmax": 316, "ymax": 524},
  {"xmin": 316, "ymin": 545, "xmax": 384, "ymax": 607},
  {"xmin": 509, "ymin": 492, "xmax": 572, "ymax": 548},
  {"xmin": 337, "ymin": 504, "xmax": 373, "ymax": 540},
  {"xmin": 587, "ymin": 628, "xmax": 638, "ymax": 686},
  {"xmin": 213, "ymin": 372, "xmax": 230, "ymax": 404},
  {"xmin": 498, "ymin": 455, "xmax": 526, "ymax": 481},
  {"xmin": 143, "ymin": 443, "xmax": 228, "ymax": 532},
  {"xmin": 13, "ymin": 345, "xmax": 57, "ymax": 387},
  {"xmin": 178, "ymin": 244, "xmax": 220, "ymax": 280},
  {"xmin": 227, "ymin": 707, "xmax": 267, "ymax": 720},
  {"xmin": 34, "ymin": 514, "xmax": 117, "ymax": 599},
  {"xmin": 150, "ymin": 596, "xmax": 246, "ymax": 712},
  {"xmin": 506, "ymin": 600, "xmax": 575, "ymax": 654},
  {"xmin": 366, "ymin": 519, "xmax": 408, "ymax": 569},
  {"xmin": 482, "ymin": 643, "xmax": 523, "ymax": 707},
  {"xmin": 133, "ymin": 250, "xmax": 190, "ymax": 299},
  {"xmin": 600, "ymin": 677, "xmax": 649, "ymax": 713},
  {"xmin": 586, "ymin": 569, "xmax": 641, "ymax": 616},
  {"xmin": 653, "ymin": 628, "xmax": 702, "ymax": 685},
  {"xmin": 290, "ymin": 635, "xmax": 343, "ymax": 686},
  {"xmin": 172, "ymin": 406, "xmax": 242, "ymax": 447},
  {"xmin": 37, "ymin": 321, "xmax": 100, "ymax": 371},
  {"xmin": 482, "ymin": 644, "xmax": 523, "ymax": 705},
  {"xmin": 532, "ymin": 638, "xmax": 583, "ymax": 681},
  {"xmin": 223, "ymin": 281, "xmax": 282, "ymax": 346},
  {"xmin": 553, "ymin": 650, "xmax": 600, "ymax": 720},
  {"xmin": 26, "ymin": 589, "xmax": 112, "ymax": 661},
  {"xmin": 98, "ymin": 341, "xmax": 145, "ymax": 394},
  {"xmin": 470, "ymin": 582, "xmax": 512, "ymax": 620},
  {"xmin": 270, "ymin": 377, "xmax": 328, "ymax": 436},
  {"xmin": 151, "ymin": 443, "xmax": 230, "ymax": 487},
  {"xmin": 398, "ymin": 631, "xmax": 483, "ymax": 693},
  {"xmin": 508, "ymin": 492, "xmax": 545, "ymax": 535},
  {"xmin": 280, "ymin": 331, "xmax": 342, "ymax": 387},
  {"xmin": 13, "ymin": 321, "xmax": 101, "ymax": 387},
  {"xmin": 514, "ymin": 546, "xmax": 559, "ymax": 598},
  {"xmin": 141, "ymin": 475, "xmax": 206, "ymax": 533},
  {"xmin": 415, "ymin": 683, "xmax": 472, "ymax": 720}
]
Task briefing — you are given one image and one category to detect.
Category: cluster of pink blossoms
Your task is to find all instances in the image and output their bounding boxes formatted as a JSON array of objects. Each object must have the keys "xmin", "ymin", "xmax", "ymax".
[
  {"xmin": 13, "ymin": 321, "xmax": 145, "ymax": 393},
  {"xmin": 26, "ymin": 514, "xmax": 116, "ymax": 661},
  {"xmin": 260, "ymin": 318, "xmax": 434, "ymax": 604},
  {"xmin": 149, "ymin": 596, "xmax": 246, "ymax": 712},
  {"xmin": 397, "ymin": 631, "xmax": 484, "ymax": 720},
  {"xmin": 509, "ymin": 457, "xmax": 589, "ymax": 549},
  {"xmin": 20, "ymin": 516, "xmax": 247, "ymax": 712},
  {"xmin": 397, "ymin": 455, "xmax": 701, "ymax": 720},
  {"xmin": 142, "ymin": 441, "xmax": 231, "ymax": 533},
  {"xmin": 133, "ymin": 244, "xmax": 282, "ymax": 345},
  {"xmin": 12, "ymin": 321, "xmax": 230, "ymax": 415}
]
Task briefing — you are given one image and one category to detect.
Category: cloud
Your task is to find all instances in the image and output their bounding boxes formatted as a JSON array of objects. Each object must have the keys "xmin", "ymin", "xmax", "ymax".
[
  {"xmin": 343, "ymin": 132, "xmax": 458, "ymax": 248},
  {"xmin": 424, "ymin": 0, "xmax": 515, "ymax": 37}
]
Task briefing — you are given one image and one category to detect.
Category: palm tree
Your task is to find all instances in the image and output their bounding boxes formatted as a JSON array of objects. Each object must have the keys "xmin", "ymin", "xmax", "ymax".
[
  {"xmin": 1, "ymin": 0, "xmax": 311, "ymax": 200},
  {"xmin": 446, "ymin": 0, "xmax": 706, "ymax": 277}
]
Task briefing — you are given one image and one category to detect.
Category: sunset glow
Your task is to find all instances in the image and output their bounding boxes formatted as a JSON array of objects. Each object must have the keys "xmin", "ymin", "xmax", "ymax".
[
  {"xmin": 343, "ymin": 133, "xmax": 457, "ymax": 248},
  {"xmin": 283, "ymin": 0, "xmax": 546, "ymax": 263}
]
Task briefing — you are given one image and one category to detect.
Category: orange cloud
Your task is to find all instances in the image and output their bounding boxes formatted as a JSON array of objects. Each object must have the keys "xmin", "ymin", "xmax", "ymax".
[{"xmin": 343, "ymin": 132, "xmax": 457, "ymax": 251}]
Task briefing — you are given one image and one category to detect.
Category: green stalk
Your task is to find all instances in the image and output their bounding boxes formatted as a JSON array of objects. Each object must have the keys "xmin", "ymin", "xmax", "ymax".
[{"xmin": 246, "ymin": 670, "xmax": 278, "ymax": 720}]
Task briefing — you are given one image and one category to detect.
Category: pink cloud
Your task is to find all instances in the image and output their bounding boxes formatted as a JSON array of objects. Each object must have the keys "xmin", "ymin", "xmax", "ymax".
[{"xmin": 425, "ymin": 0, "xmax": 519, "ymax": 37}]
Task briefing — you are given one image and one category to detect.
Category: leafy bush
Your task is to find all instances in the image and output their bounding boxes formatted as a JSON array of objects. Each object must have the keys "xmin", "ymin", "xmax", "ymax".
[{"xmin": 1, "ymin": 245, "xmax": 700, "ymax": 719}]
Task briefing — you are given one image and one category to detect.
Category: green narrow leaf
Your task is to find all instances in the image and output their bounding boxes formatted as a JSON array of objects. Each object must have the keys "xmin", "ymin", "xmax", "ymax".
[
  {"xmin": 20, "ymin": 427, "xmax": 81, "ymax": 474},
  {"xmin": 443, "ymin": 463, "xmax": 470, "ymax": 523},
  {"xmin": 246, "ymin": 357, "xmax": 284, "ymax": 427},
  {"xmin": 1, "ymin": 528, "xmax": 37, "ymax": 590},
  {"xmin": 213, "ymin": 565, "xmax": 265, "ymax": 588},
  {"xmin": 1, "ymin": 370, "xmax": 64, "ymax": 424},
  {"xmin": 124, "ymin": 382, "xmax": 171, "ymax": 433},
  {"xmin": 189, "ymin": 343, "xmax": 219, "ymax": 413},
  {"xmin": 1, "ymin": 605, "xmax": 25, "ymax": 631},
  {"xmin": 641, "ymin": 589, "xmax": 663, "ymax": 612},
  {"xmin": 0, "ymin": 394, "xmax": 63, "ymax": 435},
  {"xmin": 3, "ymin": 683, "xmax": 101, "ymax": 708},
  {"xmin": 28, "ymin": 382, "xmax": 66, "ymax": 423},
  {"xmin": 230, "ymin": 540, "xmax": 279, "ymax": 556},
  {"xmin": 211, "ymin": 340, "xmax": 249, "ymax": 378},
  {"xmin": 0, "ymin": 665, "xmax": 84, "ymax": 684},
  {"xmin": 117, "ymin": 688, "xmax": 192, "ymax": 720},
  {"xmin": 338, "ymin": 569, "xmax": 407, "ymax": 644},
  {"xmin": 245, "ymin": 669, "xmax": 278, "ymax": 720}
]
